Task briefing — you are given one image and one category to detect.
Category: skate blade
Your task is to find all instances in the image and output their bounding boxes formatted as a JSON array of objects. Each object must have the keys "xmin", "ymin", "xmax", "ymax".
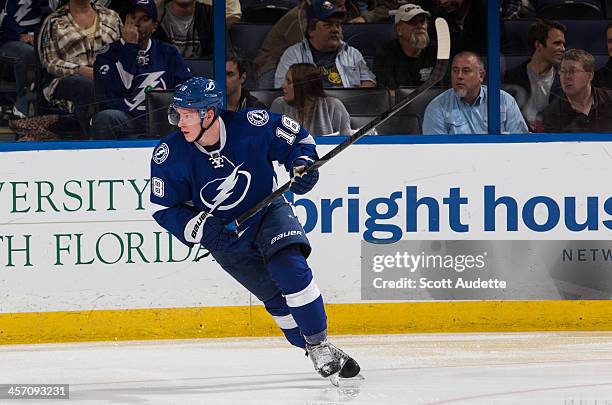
[
  {"xmin": 331, "ymin": 373, "xmax": 365, "ymax": 387},
  {"xmin": 341, "ymin": 373, "xmax": 365, "ymax": 381}
]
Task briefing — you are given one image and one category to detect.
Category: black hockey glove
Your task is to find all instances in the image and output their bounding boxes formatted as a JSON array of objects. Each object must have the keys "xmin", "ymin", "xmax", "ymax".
[
  {"xmin": 290, "ymin": 157, "xmax": 319, "ymax": 195},
  {"xmin": 199, "ymin": 213, "xmax": 239, "ymax": 253}
]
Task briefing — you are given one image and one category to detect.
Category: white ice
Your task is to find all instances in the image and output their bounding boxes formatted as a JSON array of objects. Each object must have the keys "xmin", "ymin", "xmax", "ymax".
[{"xmin": 1, "ymin": 332, "xmax": 612, "ymax": 404}]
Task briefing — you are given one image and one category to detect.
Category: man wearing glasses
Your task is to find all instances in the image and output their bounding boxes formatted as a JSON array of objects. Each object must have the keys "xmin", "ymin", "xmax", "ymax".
[{"xmin": 541, "ymin": 49, "xmax": 612, "ymax": 133}]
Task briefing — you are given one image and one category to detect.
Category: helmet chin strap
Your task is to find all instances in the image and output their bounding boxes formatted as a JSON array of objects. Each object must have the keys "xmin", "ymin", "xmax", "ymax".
[{"xmin": 192, "ymin": 109, "xmax": 219, "ymax": 144}]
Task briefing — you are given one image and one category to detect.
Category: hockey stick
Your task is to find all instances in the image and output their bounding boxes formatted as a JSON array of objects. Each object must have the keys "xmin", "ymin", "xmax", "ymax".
[{"xmin": 231, "ymin": 18, "xmax": 450, "ymax": 229}]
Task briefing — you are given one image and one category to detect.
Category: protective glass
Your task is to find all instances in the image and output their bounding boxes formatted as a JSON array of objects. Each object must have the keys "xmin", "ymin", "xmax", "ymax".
[{"xmin": 167, "ymin": 105, "xmax": 204, "ymax": 126}]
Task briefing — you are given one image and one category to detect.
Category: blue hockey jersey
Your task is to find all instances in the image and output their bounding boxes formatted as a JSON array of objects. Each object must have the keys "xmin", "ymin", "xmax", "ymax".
[
  {"xmin": 0, "ymin": 0, "xmax": 45, "ymax": 43},
  {"xmin": 94, "ymin": 38, "xmax": 192, "ymax": 121},
  {"xmin": 150, "ymin": 109, "xmax": 318, "ymax": 247}
]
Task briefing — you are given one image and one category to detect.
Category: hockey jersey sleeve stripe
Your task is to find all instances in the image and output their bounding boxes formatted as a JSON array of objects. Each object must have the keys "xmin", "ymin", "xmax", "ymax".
[
  {"xmin": 284, "ymin": 279, "xmax": 321, "ymax": 308},
  {"xmin": 272, "ymin": 314, "xmax": 298, "ymax": 330},
  {"xmin": 150, "ymin": 202, "xmax": 172, "ymax": 212},
  {"xmin": 294, "ymin": 155, "xmax": 315, "ymax": 164},
  {"xmin": 298, "ymin": 135, "xmax": 316, "ymax": 145}
]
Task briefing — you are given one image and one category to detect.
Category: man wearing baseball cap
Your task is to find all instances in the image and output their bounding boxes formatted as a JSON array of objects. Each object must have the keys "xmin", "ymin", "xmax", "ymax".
[
  {"xmin": 130, "ymin": 0, "xmax": 158, "ymax": 22},
  {"xmin": 124, "ymin": 0, "xmax": 158, "ymax": 49},
  {"xmin": 274, "ymin": 0, "xmax": 376, "ymax": 88},
  {"xmin": 90, "ymin": 0, "xmax": 192, "ymax": 139},
  {"xmin": 373, "ymin": 3, "xmax": 437, "ymax": 89}
]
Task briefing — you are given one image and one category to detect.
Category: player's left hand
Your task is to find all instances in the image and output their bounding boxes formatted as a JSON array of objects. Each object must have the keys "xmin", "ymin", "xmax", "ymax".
[
  {"xmin": 200, "ymin": 214, "xmax": 239, "ymax": 252},
  {"xmin": 290, "ymin": 157, "xmax": 319, "ymax": 195}
]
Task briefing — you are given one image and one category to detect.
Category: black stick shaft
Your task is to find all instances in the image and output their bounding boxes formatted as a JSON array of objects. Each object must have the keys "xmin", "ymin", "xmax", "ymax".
[
  {"xmin": 234, "ymin": 18, "xmax": 451, "ymax": 227},
  {"xmin": 234, "ymin": 61, "xmax": 448, "ymax": 227}
]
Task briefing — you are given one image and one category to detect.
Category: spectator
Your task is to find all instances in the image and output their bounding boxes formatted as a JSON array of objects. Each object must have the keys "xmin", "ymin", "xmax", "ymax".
[
  {"xmin": 433, "ymin": 0, "xmax": 487, "ymax": 56},
  {"xmin": 225, "ymin": 51, "xmax": 266, "ymax": 112},
  {"xmin": 155, "ymin": 0, "xmax": 240, "ymax": 30},
  {"xmin": 373, "ymin": 3, "xmax": 435, "ymax": 90},
  {"xmin": 593, "ymin": 23, "xmax": 612, "ymax": 90},
  {"xmin": 542, "ymin": 49, "xmax": 612, "ymax": 133},
  {"xmin": 254, "ymin": 0, "xmax": 396, "ymax": 88},
  {"xmin": 0, "ymin": 0, "xmax": 45, "ymax": 118},
  {"xmin": 271, "ymin": 63, "xmax": 351, "ymax": 135},
  {"xmin": 37, "ymin": 0, "xmax": 122, "ymax": 138},
  {"xmin": 274, "ymin": 0, "xmax": 375, "ymax": 89},
  {"xmin": 423, "ymin": 51, "xmax": 527, "ymax": 134},
  {"xmin": 502, "ymin": 20, "xmax": 565, "ymax": 131},
  {"xmin": 155, "ymin": 0, "xmax": 213, "ymax": 59},
  {"xmin": 90, "ymin": 0, "xmax": 191, "ymax": 139}
]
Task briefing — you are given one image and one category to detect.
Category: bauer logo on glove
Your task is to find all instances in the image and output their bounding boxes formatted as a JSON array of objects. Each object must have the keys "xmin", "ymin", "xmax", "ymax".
[{"xmin": 185, "ymin": 211, "xmax": 238, "ymax": 253}]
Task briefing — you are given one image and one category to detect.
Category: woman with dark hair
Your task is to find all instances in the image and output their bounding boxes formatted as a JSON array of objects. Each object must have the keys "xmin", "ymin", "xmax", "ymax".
[{"xmin": 270, "ymin": 63, "xmax": 351, "ymax": 136}]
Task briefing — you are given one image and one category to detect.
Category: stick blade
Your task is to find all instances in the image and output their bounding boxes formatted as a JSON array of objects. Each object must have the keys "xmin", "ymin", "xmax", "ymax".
[{"xmin": 434, "ymin": 18, "xmax": 451, "ymax": 60}]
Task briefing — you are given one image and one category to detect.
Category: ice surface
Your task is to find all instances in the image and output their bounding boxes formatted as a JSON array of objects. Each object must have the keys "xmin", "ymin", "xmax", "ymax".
[{"xmin": 1, "ymin": 332, "xmax": 612, "ymax": 404}]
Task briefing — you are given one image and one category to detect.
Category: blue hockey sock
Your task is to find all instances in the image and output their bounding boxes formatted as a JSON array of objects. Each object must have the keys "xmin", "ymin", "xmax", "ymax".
[
  {"xmin": 264, "ymin": 292, "xmax": 306, "ymax": 349},
  {"xmin": 267, "ymin": 246, "xmax": 327, "ymax": 341}
]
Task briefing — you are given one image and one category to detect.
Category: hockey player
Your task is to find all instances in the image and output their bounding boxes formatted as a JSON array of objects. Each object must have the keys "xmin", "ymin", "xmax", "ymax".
[
  {"xmin": 149, "ymin": 77, "xmax": 360, "ymax": 383},
  {"xmin": 91, "ymin": 0, "xmax": 192, "ymax": 139}
]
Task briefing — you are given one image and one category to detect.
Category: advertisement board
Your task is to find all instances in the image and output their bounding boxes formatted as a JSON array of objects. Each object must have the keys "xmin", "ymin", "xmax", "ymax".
[{"xmin": 0, "ymin": 142, "xmax": 611, "ymax": 314}]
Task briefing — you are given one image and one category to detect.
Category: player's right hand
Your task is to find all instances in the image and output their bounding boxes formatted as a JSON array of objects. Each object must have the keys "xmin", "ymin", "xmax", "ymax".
[{"xmin": 290, "ymin": 157, "xmax": 319, "ymax": 195}]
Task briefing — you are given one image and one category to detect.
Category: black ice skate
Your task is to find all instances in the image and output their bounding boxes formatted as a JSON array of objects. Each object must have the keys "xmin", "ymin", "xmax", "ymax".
[
  {"xmin": 328, "ymin": 343, "xmax": 361, "ymax": 378},
  {"xmin": 306, "ymin": 339, "xmax": 342, "ymax": 378}
]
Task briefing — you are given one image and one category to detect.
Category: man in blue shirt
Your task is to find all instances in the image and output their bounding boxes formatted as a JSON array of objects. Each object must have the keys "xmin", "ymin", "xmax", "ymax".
[{"xmin": 423, "ymin": 51, "xmax": 528, "ymax": 134}]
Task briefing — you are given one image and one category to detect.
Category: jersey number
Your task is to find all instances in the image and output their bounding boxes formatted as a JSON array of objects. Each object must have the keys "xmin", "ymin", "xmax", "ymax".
[{"xmin": 276, "ymin": 115, "xmax": 301, "ymax": 145}]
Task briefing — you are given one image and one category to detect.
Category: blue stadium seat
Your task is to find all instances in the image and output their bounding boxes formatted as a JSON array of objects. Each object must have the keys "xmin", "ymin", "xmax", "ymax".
[
  {"xmin": 502, "ymin": 20, "xmax": 609, "ymax": 56},
  {"xmin": 185, "ymin": 59, "xmax": 214, "ymax": 77},
  {"xmin": 322, "ymin": 88, "xmax": 391, "ymax": 115},
  {"xmin": 501, "ymin": 55, "xmax": 530, "ymax": 76},
  {"xmin": 248, "ymin": 89, "xmax": 283, "ymax": 108},
  {"xmin": 240, "ymin": 0, "xmax": 298, "ymax": 24},
  {"xmin": 350, "ymin": 114, "xmax": 420, "ymax": 135},
  {"xmin": 146, "ymin": 90, "xmax": 176, "ymax": 138},
  {"xmin": 537, "ymin": 0, "xmax": 603, "ymax": 19},
  {"xmin": 394, "ymin": 87, "xmax": 447, "ymax": 133},
  {"xmin": 341, "ymin": 23, "xmax": 394, "ymax": 58},
  {"xmin": 230, "ymin": 23, "xmax": 274, "ymax": 62}
]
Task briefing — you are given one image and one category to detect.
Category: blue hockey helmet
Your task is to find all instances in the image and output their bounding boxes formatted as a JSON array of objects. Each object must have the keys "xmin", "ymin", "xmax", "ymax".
[{"xmin": 168, "ymin": 77, "xmax": 224, "ymax": 125}]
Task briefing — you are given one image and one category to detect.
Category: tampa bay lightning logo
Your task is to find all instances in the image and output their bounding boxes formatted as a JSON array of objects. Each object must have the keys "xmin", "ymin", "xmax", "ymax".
[
  {"xmin": 153, "ymin": 143, "xmax": 169, "ymax": 164},
  {"xmin": 125, "ymin": 72, "xmax": 167, "ymax": 111},
  {"xmin": 200, "ymin": 163, "xmax": 251, "ymax": 211},
  {"xmin": 247, "ymin": 110, "xmax": 269, "ymax": 126}
]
